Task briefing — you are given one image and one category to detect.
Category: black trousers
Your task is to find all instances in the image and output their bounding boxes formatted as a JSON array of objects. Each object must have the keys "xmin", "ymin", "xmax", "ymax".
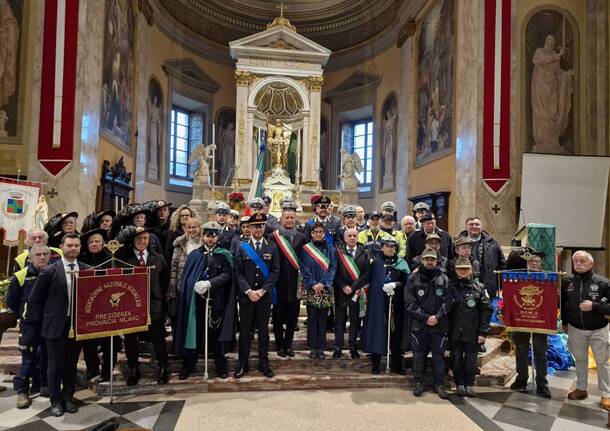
[
  {"xmin": 273, "ymin": 301, "xmax": 300, "ymax": 351},
  {"xmin": 183, "ymin": 301, "xmax": 227, "ymax": 374},
  {"xmin": 82, "ymin": 336, "xmax": 120, "ymax": 378},
  {"xmin": 412, "ymin": 326, "xmax": 447, "ymax": 386},
  {"xmin": 334, "ymin": 292, "xmax": 360, "ymax": 350},
  {"xmin": 45, "ymin": 321, "xmax": 81, "ymax": 404},
  {"xmin": 124, "ymin": 318, "xmax": 168, "ymax": 367},
  {"xmin": 238, "ymin": 301, "xmax": 271, "ymax": 367},
  {"xmin": 306, "ymin": 306, "xmax": 328, "ymax": 350},
  {"xmin": 451, "ymin": 340, "xmax": 478, "ymax": 386},
  {"xmin": 14, "ymin": 343, "xmax": 47, "ymax": 393},
  {"xmin": 513, "ymin": 331, "xmax": 548, "ymax": 386}
]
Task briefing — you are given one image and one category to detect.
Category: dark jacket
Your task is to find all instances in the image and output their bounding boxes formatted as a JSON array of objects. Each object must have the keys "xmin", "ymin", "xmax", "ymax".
[
  {"xmin": 449, "ymin": 277, "xmax": 492, "ymax": 342},
  {"xmin": 300, "ymin": 241, "xmax": 337, "ymax": 290},
  {"xmin": 446, "ymin": 256, "xmax": 482, "ymax": 282},
  {"xmin": 78, "ymin": 248, "xmax": 113, "ymax": 268},
  {"xmin": 218, "ymin": 225, "xmax": 238, "ymax": 250},
  {"xmin": 117, "ymin": 249, "xmax": 168, "ymax": 320},
  {"xmin": 458, "ymin": 230, "xmax": 505, "ymax": 297},
  {"xmin": 235, "ymin": 237, "xmax": 280, "ymax": 304},
  {"xmin": 268, "ymin": 229, "xmax": 307, "ymax": 303},
  {"xmin": 7, "ymin": 264, "xmax": 40, "ymax": 317},
  {"xmin": 334, "ymin": 243, "xmax": 368, "ymax": 296},
  {"xmin": 304, "ymin": 216, "xmax": 341, "ymax": 246},
  {"xmin": 404, "ymin": 266, "xmax": 452, "ymax": 333},
  {"xmin": 165, "ymin": 226, "xmax": 185, "ymax": 263},
  {"xmin": 561, "ymin": 271, "xmax": 610, "ymax": 330},
  {"xmin": 230, "ymin": 234, "xmax": 250, "ymax": 255},
  {"xmin": 351, "ymin": 254, "xmax": 409, "ymax": 355},
  {"xmin": 410, "ymin": 254, "xmax": 449, "ymax": 273},
  {"xmin": 408, "ymin": 228, "xmax": 455, "ymax": 261},
  {"xmin": 28, "ymin": 259, "xmax": 92, "ymax": 339}
]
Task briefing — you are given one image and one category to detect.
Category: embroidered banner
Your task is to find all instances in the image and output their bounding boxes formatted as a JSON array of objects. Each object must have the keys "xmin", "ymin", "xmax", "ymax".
[
  {"xmin": 75, "ymin": 267, "xmax": 150, "ymax": 340},
  {"xmin": 0, "ymin": 179, "xmax": 40, "ymax": 243},
  {"xmin": 501, "ymin": 271, "xmax": 559, "ymax": 334}
]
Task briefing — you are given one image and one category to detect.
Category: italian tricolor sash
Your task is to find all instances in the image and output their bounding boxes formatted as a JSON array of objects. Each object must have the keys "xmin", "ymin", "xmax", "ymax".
[
  {"xmin": 337, "ymin": 249, "xmax": 360, "ymax": 282},
  {"xmin": 303, "ymin": 243, "xmax": 330, "ymax": 272},
  {"xmin": 272, "ymin": 230, "xmax": 300, "ymax": 270}
]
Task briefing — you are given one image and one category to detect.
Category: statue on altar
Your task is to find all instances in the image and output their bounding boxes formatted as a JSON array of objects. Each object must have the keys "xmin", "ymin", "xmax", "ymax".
[
  {"xmin": 188, "ymin": 143, "xmax": 216, "ymax": 184},
  {"xmin": 267, "ymin": 118, "xmax": 292, "ymax": 172}
]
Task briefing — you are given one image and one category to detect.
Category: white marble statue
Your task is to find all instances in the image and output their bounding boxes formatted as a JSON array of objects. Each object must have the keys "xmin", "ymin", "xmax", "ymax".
[
  {"xmin": 146, "ymin": 96, "xmax": 162, "ymax": 180},
  {"xmin": 382, "ymin": 106, "xmax": 397, "ymax": 184},
  {"xmin": 0, "ymin": 0, "xmax": 18, "ymax": 137},
  {"xmin": 340, "ymin": 148, "xmax": 363, "ymax": 183},
  {"xmin": 531, "ymin": 35, "xmax": 573, "ymax": 154},
  {"xmin": 34, "ymin": 195, "xmax": 49, "ymax": 230},
  {"xmin": 188, "ymin": 143, "xmax": 216, "ymax": 184}
]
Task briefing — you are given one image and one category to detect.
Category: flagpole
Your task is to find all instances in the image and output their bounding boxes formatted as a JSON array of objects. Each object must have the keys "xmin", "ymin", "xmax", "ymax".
[
  {"xmin": 204, "ymin": 291, "xmax": 210, "ymax": 381},
  {"xmin": 109, "ymin": 335, "xmax": 114, "ymax": 404},
  {"xmin": 386, "ymin": 297, "xmax": 392, "ymax": 374}
]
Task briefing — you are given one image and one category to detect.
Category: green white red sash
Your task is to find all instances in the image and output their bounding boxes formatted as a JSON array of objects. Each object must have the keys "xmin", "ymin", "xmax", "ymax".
[
  {"xmin": 337, "ymin": 248, "xmax": 360, "ymax": 282},
  {"xmin": 272, "ymin": 230, "xmax": 300, "ymax": 271},
  {"xmin": 303, "ymin": 243, "xmax": 330, "ymax": 272}
]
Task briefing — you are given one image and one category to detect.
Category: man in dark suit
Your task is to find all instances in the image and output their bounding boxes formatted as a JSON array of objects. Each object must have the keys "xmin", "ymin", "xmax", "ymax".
[
  {"xmin": 234, "ymin": 213, "xmax": 280, "ymax": 378},
  {"xmin": 115, "ymin": 226, "xmax": 169, "ymax": 386},
  {"xmin": 407, "ymin": 213, "xmax": 454, "ymax": 261},
  {"xmin": 333, "ymin": 227, "xmax": 368, "ymax": 359},
  {"xmin": 268, "ymin": 202, "xmax": 307, "ymax": 357},
  {"xmin": 28, "ymin": 233, "xmax": 90, "ymax": 417}
]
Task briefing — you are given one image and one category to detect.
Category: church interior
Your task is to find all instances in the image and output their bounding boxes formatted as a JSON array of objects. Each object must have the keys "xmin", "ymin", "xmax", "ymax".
[{"xmin": 0, "ymin": 0, "xmax": 609, "ymax": 430}]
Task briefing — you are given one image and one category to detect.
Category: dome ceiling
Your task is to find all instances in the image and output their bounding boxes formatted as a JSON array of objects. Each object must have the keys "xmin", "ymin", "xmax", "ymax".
[{"xmin": 152, "ymin": 0, "xmax": 425, "ymax": 68}]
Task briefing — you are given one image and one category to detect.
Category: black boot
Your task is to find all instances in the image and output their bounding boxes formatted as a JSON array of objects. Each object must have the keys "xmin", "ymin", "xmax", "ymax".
[
  {"xmin": 371, "ymin": 354, "xmax": 381, "ymax": 374},
  {"xmin": 179, "ymin": 357, "xmax": 196, "ymax": 380},
  {"xmin": 390, "ymin": 355, "xmax": 406, "ymax": 375},
  {"xmin": 126, "ymin": 366, "xmax": 140, "ymax": 386},
  {"xmin": 157, "ymin": 363, "xmax": 168, "ymax": 385}
]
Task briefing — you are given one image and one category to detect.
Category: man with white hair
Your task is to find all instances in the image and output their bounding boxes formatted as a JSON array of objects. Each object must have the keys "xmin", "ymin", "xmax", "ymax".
[
  {"xmin": 14, "ymin": 229, "xmax": 62, "ymax": 271},
  {"xmin": 561, "ymin": 251, "xmax": 610, "ymax": 409}
]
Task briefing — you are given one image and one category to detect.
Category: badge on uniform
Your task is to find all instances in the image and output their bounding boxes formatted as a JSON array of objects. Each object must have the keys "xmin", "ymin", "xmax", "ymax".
[
  {"xmin": 466, "ymin": 299, "xmax": 477, "ymax": 308},
  {"xmin": 435, "ymin": 288, "xmax": 444, "ymax": 297},
  {"xmin": 417, "ymin": 289, "xmax": 425, "ymax": 297},
  {"xmin": 591, "ymin": 284, "xmax": 599, "ymax": 292},
  {"xmin": 263, "ymin": 253, "xmax": 272, "ymax": 260}
]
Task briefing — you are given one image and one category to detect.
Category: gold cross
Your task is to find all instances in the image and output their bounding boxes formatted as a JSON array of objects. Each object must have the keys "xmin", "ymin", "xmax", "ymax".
[{"xmin": 277, "ymin": 2, "xmax": 285, "ymax": 18}]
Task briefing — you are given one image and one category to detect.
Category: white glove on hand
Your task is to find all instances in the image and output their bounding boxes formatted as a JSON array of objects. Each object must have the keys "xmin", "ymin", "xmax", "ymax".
[
  {"xmin": 194, "ymin": 280, "xmax": 211, "ymax": 296},
  {"xmin": 383, "ymin": 282, "xmax": 396, "ymax": 296}
]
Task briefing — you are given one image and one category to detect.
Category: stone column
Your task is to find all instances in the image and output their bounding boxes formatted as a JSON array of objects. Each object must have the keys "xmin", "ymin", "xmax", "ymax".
[
  {"xmin": 27, "ymin": 0, "xmax": 104, "ymax": 218},
  {"xmin": 396, "ymin": 22, "xmax": 415, "ymax": 219},
  {"xmin": 303, "ymin": 76, "xmax": 323, "ymax": 187},
  {"xmin": 134, "ymin": 12, "xmax": 149, "ymax": 203},
  {"xmin": 234, "ymin": 71, "xmax": 252, "ymax": 185}
]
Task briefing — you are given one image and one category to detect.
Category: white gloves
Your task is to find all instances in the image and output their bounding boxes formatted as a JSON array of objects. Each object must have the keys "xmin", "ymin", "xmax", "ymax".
[
  {"xmin": 383, "ymin": 282, "xmax": 396, "ymax": 296},
  {"xmin": 194, "ymin": 280, "xmax": 211, "ymax": 296}
]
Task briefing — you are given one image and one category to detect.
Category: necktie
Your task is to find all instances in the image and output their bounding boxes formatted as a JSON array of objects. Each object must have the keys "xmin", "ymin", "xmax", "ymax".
[
  {"xmin": 350, "ymin": 249, "xmax": 355, "ymax": 258},
  {"xmin": 255, "ymin": 241, "xmax": 261, "ymax": 253},
  {"xmin": 139, "ymin": 252, "xmax": 145, "ymax": 266},
  {"xmin": 68, "ymin": 263, "xmax": 75, "ymax": 272},
  {"xmin": 68, "ymin": 263, "xmax": 75, "ymax": 316}
]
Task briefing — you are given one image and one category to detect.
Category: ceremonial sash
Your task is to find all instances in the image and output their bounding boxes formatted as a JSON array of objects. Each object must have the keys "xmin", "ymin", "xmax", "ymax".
[
  {"xmin": 240, "ymin": 242, "xmax": 270, "ymax": 278},
  {"xmin": 337, "ymin": 249, "xmax": 360, "ymax": 282},
  {"xmin": 272, "ymin": 230, "xmax": 299, "ymax": 270},
  {"xmin": 303, "ymin": 243, "xmax": 330, "ymax": 272}
]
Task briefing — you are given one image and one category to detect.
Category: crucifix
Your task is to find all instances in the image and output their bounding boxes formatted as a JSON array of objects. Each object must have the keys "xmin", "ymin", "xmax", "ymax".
[
  {"xmin": 492, "ymin": 204, "xmax": 501, "ymax": 214},
  {"xmin": 277, "ymin": 2, "xmax": 285, "ymax": 17},
  {"xmin": 47, "ymin": 188, "xmax": 58, "ymax": 199}
]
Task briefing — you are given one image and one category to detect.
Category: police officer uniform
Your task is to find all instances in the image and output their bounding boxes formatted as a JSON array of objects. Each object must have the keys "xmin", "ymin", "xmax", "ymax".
[
  {"xmin": 405, "ymin": 247, "xmax": 453, "ymax": 398},
  {"xmin": 412, "ymin": 202, "xmax": 430, "ymax": 231},
  {"xmin": 449, "ymin": 258, "xmax": 492, "ymax": 397},
  {"xmin": 215, "ymin": 202, "xmax": 237, "ymax": 249},
  {"xmin": 304, "ymin": 196, "xmax": 341, "ymax": 245},
  {"xmin": 234, "ymin": 213, "xmax": 280, "ymax": 378}
]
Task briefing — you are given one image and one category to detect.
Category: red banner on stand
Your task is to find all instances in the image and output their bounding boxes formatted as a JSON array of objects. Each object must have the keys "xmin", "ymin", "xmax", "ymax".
[
  {"xmin": 501, "ymin": 272, "xmax": 559, "ymax": 334},
  {"xmin": 75, "ymin": 267, "xmax": 150, "ymax": 340}
]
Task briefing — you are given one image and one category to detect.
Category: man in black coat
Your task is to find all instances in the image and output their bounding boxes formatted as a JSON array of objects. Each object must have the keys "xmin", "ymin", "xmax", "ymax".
[
  {"xmin": 304, "ymin": 196, "xmax": 341, "ymax": 245},
  {"xmin": 405, "ymin": 247, "xmax": 453, "ymax": 399},
  {"xmin": 333, "ymin": 227, "xmax": 368, "ymax": 359},
  {"xmin": 28, "ymin": 233, "xmax": 90, "ymax": 417},
  {"xmin": 268, "ymin": 202, "xmax": 307, "ymax": 357},
  {"xmin": 234, "ymin": 213, "xmax": 280, "ymax": 378},
  {"xmin": 407, "ymin": 213, "xmax": 454, "ymax": 261},
  {"xmin": 458, "ymin": 216, "xmax": 505, "ymax": 298},
  {"xmin": 115, "ymin": 226, "xmax": 169, "ymax": 386},
  {"xmin": 215, "ymin": 202, "xmax": 238, "ymax": 250}
]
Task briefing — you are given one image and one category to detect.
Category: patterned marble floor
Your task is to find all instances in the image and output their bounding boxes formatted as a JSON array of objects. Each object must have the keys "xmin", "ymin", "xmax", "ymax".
[{"xmin": 0, "ymin": 369, "xmax": 606, "ymax": 430}]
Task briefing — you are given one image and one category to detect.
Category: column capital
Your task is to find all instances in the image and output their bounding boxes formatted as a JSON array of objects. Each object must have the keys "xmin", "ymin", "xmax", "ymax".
[
  {"xmin": 306, "ymin": 76, "xmax": 324, "ymax": 91},
  {"xmin": 235, "ymin": 71, "xmax": 256, "ymax": 86}
]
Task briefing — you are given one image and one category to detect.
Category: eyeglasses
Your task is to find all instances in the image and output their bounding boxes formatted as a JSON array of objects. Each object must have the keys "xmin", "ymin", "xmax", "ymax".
[{"xmin": 317, "ymin": 204, "xmax": 329, "ymax": 209}]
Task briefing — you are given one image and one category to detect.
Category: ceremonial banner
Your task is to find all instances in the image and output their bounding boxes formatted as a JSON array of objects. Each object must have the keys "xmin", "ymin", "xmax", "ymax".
[
  {"xmin": 0, "ymin": 179, "xmax": 40, "ymax": 243},
  {"xmin": 501, "ymin": 271, "xmax": 559, "ymax": 334},
  {"xmin": 75, "ymin": 267, "xmax": 150, "ymax": 340}
]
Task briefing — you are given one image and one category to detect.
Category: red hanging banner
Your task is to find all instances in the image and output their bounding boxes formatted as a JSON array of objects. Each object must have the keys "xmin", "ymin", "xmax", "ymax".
[
  {"xmin": 37, "ymin": 0, "xmax": 80, "ymax": 176},
  {"xmin": 501, "ymin": 273, "xmax": 558, "ymax": 334},
  {"xmin": 482, "ymin": 0, "xmax": 511, "ymax": 193},
  {"xmin": 75, "ymin": 267, "xmax": 150, "ymax": 340}
]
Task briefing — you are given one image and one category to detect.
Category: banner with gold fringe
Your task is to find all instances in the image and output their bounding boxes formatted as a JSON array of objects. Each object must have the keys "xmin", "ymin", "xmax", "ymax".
[{"xmin": 74, "ymin": 266, "xmax": 150, "ymax": 341}]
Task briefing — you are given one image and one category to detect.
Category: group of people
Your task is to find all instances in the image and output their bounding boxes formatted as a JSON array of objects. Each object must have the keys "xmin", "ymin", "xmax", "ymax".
[{"xmin": 5, "ymin": 195, "xmax": 610, "ymax": 416}]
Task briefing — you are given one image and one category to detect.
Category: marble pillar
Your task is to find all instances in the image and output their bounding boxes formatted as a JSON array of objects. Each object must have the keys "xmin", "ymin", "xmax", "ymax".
[
  {"xmin": 304, "ymin": 83, "xmax": 321, "ymax": 186},
  {"xmin": 134, "ymin": 12, "xmax": 150, "ymax": 203},
  {"xmin": 27, "ymin": 0, "xmax": 104, "ymax": 220},
  {"xmin": 396, "ymin": 35, "xmax": 415, "ymax": 219},
  {"xmin": 234, "ymin": 79, "xmax": 251, "ymax": 184}
]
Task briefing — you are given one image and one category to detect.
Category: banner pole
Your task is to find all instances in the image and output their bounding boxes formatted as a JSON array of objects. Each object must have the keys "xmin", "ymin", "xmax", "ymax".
[
  {"xmin": 110, "ymin": 335, "xmax": 114, "ymax": 404},
  {"xmin": 204, "ymin": 292, "xmax": 210, "ymax": 381},
  {"xmin": 5, "ymin": 245, "xmax": 11, "ymax": 276},
  {"xmin": 386, "ymin": 297, "xmax": 392, "ymax": 374},
  {"xmin": 530, "ymin": 332, "xmax": 536, "ymax": 394}
]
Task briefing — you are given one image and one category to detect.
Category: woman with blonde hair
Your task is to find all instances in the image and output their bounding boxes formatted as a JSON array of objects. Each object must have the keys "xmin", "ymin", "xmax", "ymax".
[{"xmin": 165, "ymin": 205, "xmax": 199, "ymax": 262}]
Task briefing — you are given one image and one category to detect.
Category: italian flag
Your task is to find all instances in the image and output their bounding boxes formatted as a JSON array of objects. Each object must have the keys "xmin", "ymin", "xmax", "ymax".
[{"xmin": 248, "ymin": 143, "xmax": 266, "ymax": 202}]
